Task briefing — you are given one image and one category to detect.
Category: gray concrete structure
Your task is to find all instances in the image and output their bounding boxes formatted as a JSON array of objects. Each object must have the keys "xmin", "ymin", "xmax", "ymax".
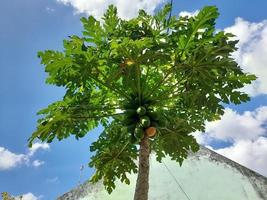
[{"xmin": 57, "ymin": 146, "xmax": 267, "ymax": 200}]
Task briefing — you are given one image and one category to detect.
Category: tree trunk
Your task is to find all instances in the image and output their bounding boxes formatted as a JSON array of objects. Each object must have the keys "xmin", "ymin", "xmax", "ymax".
[{"xmin": 134, "ymin": 134, "xmax": 150, "ymax": 200}]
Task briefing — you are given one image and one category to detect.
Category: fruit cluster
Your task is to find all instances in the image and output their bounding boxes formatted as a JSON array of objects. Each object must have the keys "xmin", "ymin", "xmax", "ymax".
[{"xmin": 122, "ymin": 104, "xmax": 160, "ymax": 143}]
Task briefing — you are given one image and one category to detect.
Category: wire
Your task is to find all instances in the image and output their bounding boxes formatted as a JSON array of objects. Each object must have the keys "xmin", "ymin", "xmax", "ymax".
[
  {"xmin": 162, "ymin": 160, "xmax": 192, "ymax": 200},
  {"xmin": 113, "ymin": 141, "xmax": 129, "ymax": 160}
]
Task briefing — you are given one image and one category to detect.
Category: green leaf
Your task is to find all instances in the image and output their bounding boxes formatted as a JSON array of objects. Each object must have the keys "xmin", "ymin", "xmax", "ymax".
[{"xmin": 89, "ymin": 119, "xmax": 138, "ymax": 193}]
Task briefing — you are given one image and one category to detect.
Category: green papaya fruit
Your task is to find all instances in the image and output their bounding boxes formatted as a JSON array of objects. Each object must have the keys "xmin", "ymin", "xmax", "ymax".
[
  {"xmin": 158, "ymin": 117, "xmax": 167, "ymax": 127},
  {"xmin": 134, "ymin": 127, "xmax": 144, "ymax": 139},
  {"xmin": 140, "ymin": 116, "xmax": 151, "ymax": 128},
  {"xmin": 148, "ymin": 111, "xmax": 160, "ymax": 121},
  {"xmin": 136, "ymin": 106, "xmax": 146, "ymax": 116},
  {"xmin": 150, "ymin": 121, "xmax": 159, "ymax": 127}
]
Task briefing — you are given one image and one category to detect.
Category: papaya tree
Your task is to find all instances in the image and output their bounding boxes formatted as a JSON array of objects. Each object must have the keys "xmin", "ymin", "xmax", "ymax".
[{"xmin": 28, "ymin": 3, "xmax": 256, "ymax": 200}]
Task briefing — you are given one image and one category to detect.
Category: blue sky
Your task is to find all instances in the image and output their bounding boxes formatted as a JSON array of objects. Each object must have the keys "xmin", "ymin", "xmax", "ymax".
[{"xmin": 0, "ymin": 0, "xmax": 267, "ymax": 199}]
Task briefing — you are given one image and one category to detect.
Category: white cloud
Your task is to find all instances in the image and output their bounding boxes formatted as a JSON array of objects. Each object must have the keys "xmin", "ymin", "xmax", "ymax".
[
  {"xmin": 178, "ymin": 10, "xmax": 199, "ymax": 17},
  {"xmin": 0, "ymin": 143, "xmax": 49, "ymax": 170},
  {"xmin": 15, "ymin": 193, "xmax": 41, "ymax": 200},
  {"xmin": 225, "ymin": 18, "xmax": 267, "ymax": 96},
  {"xmin": 0, "ymin": 147, "xmax": 28, "ymax": 170},
  {"xmin": 192, "ymin": 131, "xmax": 211, "ymax": 145},
  {"xmin": 56, "ymin": 0, "xmax": 164, "ymax": 19},
  {"xmin": 32, "ymin": 160, "xmax": 45, "ymax": 167},
  {"xmin": 28, "ymin": 143, "xmax": 50, "ymax": 157},
  {"xmin": 214, "ymin": 137, "xmax": 267, "ymax": 176},
  {"xmin": 193, "ymin": 106, "xmax": 267, "ymax": 176},
  {"xmin": 205, "ymin": 107, "xmax": 267, "ymax": 142},
  {"xmin": 46, "ymin": 177, "xmax": 59, "ymax": 183}
]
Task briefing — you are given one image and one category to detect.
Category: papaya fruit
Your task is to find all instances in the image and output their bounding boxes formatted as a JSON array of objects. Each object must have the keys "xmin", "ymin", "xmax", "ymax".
[
  {"xmin": 145, "ymin": 127, "xmax": 157, "ymax": 137},
  {"xmin": 148, "ymin": 111, "xmax": 160, "ymax": 121},
  {"xmin": 158, "ymin": 116, "xmax": 168, "ymax": 127},
  {"xmin": 136, "ymin": 106, "xmax": 146, "ymax": 116},
  {"xmin": 140, "ymin": 116, "xmax": 151, "ymax": 128},
  {"xmin": 134, "ymin": 127, "xmax": 144, "ymax": 139},
  {"xmin": 150, "ymin": 121, "xmax": 159, "ymax": 128}
]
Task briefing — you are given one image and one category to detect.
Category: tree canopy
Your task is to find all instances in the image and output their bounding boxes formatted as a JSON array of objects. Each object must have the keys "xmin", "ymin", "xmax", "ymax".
[{"xmin": 29, "ymin": 4, "xmax": 256, "ymax": 194}]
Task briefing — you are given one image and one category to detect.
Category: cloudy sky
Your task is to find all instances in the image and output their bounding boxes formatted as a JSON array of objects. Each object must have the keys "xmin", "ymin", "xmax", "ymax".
[{"xmin": 0, "ymin": 0, "xmax": 267, "ymax": 199}]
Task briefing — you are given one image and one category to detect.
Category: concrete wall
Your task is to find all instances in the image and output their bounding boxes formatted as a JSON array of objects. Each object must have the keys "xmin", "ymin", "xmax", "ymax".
[{"xmin": 57, "ymin": 146, "xmax": 267, "ymax": 200}]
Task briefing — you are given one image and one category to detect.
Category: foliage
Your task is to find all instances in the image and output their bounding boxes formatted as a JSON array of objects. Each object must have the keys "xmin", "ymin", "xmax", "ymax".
[
  {"xmin": 29, "ymin": 4, "xmax": 256, "ymax": 193},
  {"xmin": 89, "ymin": 117, "xmax": 138, "ymax": 193},
  {"xmin": 1, "ymin": 192, "xmax": 22, "ymax": 200}
]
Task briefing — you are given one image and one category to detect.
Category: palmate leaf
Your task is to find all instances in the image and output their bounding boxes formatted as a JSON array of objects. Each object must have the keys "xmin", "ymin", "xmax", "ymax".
[
  {"xmin": 30, "ymin": 3, "xmax": 256, "ymax": 194},
  {"xmin": 102, "ymin": 5, "xmax": 119, "ymax": 35},
  {"xmin": 176, "ymin": 6, "xmax": 219, "ymax": 57},
  {"xmin": 81, "ymin": 16, "xmax": 105, "ymax": 45},
  {"xmin": 89, "ymin": 119, "xmax": 138, "ymax": 193},
  {"xmin": 28, "ymin": 92, "xmax": 116, "ymax": 146},
  {"xmin": 151, "ymin": 115, "xmax": 199, "ymax": 165}
]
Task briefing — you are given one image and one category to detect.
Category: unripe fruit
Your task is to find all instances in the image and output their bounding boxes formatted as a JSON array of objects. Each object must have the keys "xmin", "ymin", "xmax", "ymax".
[
  {"xmin": 136, "ymin": 106, "xmax": 146, "ymax": 116},
  {"xmin": 134, "ymin": 127, "xmax": 144, "ymax": 139},
  {"xmin": 148, "ymin": 111, "xmax": 160, "ymax": 121},
  {"xmin": 140, "ymin": 116, "xmax": 151, "ymax": 128}
]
